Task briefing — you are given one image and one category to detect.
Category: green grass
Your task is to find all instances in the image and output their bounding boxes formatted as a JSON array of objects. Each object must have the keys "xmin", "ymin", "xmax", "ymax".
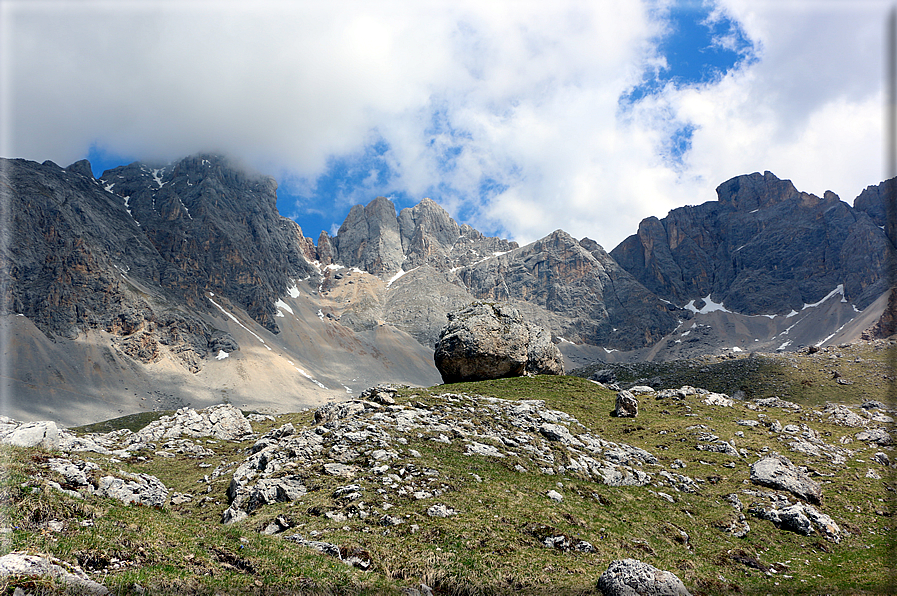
[
  {"xmin": 571, "ymin": 342, "xmax": 894, "ymax": 408},
  {"xmin": 1, "ymin": 354, "xmax": 895, "ymax": 595}
]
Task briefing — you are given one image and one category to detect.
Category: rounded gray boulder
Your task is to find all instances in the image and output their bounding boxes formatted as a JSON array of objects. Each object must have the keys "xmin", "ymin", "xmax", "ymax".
[
  {"xmin": 434, "ymin": 302, "xmax": 564, "ymax": 384},
  {"xmin": 597, "ymin": 558, "xmax": 691, "ymax": 596}
]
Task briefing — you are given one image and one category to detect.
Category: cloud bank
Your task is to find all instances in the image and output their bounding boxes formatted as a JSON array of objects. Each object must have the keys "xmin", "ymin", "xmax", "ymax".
[{"xmin": 1, "ymin": 0, "xmax": 890, "ymax": 248}]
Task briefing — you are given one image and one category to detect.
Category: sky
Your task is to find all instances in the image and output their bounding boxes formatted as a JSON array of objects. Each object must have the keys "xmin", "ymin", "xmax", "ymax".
[{"xmin": 0, "ymin": 0, "xmax": 892, "ymax": 249}]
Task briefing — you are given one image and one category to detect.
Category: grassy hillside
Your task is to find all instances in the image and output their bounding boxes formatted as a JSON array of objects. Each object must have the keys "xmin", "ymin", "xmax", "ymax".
[
  {"xmin": 571, "ymin": 341, "xmax": 894, "ymax": 408},
  {"xmin": 1, "ymin": 345, "xmax": 894, "ymax": 595}
]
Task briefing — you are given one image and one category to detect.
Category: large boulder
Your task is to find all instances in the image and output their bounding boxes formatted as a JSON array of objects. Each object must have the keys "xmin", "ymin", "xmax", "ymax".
[
  {"xmin": 750, "ymin": 454, "xmax": 822, "ymax": 504},
  {"xmin": 433, "ymin": 302, "xmax": 564, "ymax": 383},
  {"xmin": 597, "ymin": 558, "xmax": 692, "ymax": 596}
]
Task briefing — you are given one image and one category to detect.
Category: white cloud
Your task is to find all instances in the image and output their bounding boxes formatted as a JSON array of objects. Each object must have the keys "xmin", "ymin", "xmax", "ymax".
[{"xmin": 0, "ymin": 0, "xmax": 890, "ymax": 250}]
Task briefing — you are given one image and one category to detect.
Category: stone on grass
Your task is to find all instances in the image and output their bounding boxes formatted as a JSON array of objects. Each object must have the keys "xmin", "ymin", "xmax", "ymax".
[
  {"xmin": 614, "ymin": 391, "xmax": 638, "ymax": 418},
  {"xmin": 597, "ymin": 558, "xmax": 692, "ymax": 596},
  {"xmin": 0, "ymin": 552, "xmax": 108, "ymax": 595},
  {"xmin": 97, "ymin": 473, "xmax": 168, "ymax": 508},
  {"xmin": 749, "ymin": 454, "xmax": 822, "ymax": 505},
  {"xmin": 136, "ymin": 404, "xmax": 252, "ymax": 442},
  {"xmin": 1, "ymin": 421, "xmax": 60, "ymax": 449},
  {"xmin": 433, "ymin": 302, "xmax": 563, "ymax": 383},
  {"xmin": 426, "ymin": 504, "xmax": 458, "ymax": 517}
]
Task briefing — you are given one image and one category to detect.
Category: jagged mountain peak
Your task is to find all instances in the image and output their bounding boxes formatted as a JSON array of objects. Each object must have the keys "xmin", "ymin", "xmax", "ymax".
[
  {"xmin": 612, "ymin": 171, "xmax": 893, "ymax": 317},
  {"xmin": 715, "ymin": 171, "xmax": 801, "ymax": 211}
]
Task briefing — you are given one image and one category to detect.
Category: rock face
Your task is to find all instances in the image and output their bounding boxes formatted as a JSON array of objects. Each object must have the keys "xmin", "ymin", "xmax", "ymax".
[
  {"xmin": 854, "ymin": 177, "xmax": 896, "ymax": 248},
  {"xmin": 100, "ymin": 154, "xmax": 318, "ymax": 333},
  {"xmin": 611, "ymin": 171, "xmax": 893, "ymax": 316},
  {"xmin": 597, "ymin": 558, "xmax": 692, "ymax": 596},
  {"xmin": 459, "ymin": 231, "xmax": 683, "ymax": 349},
  {"xmin": 433, "ymin": 303, "xmax": 564, "ymax": 383},
  {"xmin": 750, "ymin": 454, "xmax": 822, "ymax": 505}
]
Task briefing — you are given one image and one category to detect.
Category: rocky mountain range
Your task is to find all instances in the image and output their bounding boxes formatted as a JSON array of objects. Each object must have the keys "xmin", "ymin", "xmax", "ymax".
[{"xmin": 0, "ymin": 154, "xmax": 893, "ymax": 424}]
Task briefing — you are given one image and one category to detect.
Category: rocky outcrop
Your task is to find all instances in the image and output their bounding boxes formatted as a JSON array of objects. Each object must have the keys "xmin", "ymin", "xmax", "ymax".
[
  {"xmin": 596, "ymin": 558, "xmax": 692, "ymax": 596},
  {"xmin": 135, "ymin": 403, "xmax": 253, "ymax": 442},
  {"xmin": 750, "ymin": 501, "xmax": 842, "ymax": 543},
  {"xmin": 96, "ymin": 472, "xmax": 169, "ymax": 508},
  {"xmin": 0, "ymin": 552, "xmax": 109, "ymax": 595},
  {"xmin": 433, "ymin": 302, "xmax": 563, "ymax": 383},
  {"xmin": 749, "ymin": 454, "xmax": 822, "ymax": 505},
  {"xmin": 611, "ymin": 171, "xmax": 893, "ymax": 316},
  {"xmin": 221, "ymin": 390, "xmax": 657, "ymax": 523}
]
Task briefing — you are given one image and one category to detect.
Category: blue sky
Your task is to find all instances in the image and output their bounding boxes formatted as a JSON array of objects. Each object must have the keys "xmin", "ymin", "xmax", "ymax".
[{"xmin": 4, "ymin": 0, "xmax": 890, "ymax": 249}]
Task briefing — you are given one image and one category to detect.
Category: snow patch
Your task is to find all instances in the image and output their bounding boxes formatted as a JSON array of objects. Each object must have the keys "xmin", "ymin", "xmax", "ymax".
[
  {"xmin": 274, "ymin": 299, "xmax": 294, "ymax": 315},
  {"xmin": 287, "ymin": 285, "xmax": 300, "ymax": 298},
  {"xmin": 802, "ymin": 285, "xmax": 845, "ymax": 310},
  {"xmin": 387, "ymin": 267, "xmax": 418, "ymax": 288},
  {"xmin": 208, "ymin": 296, "xmax": 272, "ymax": 350},
  {"xmin": 104, "ymin": 182, "xmax": 115, "ymax": 192},
  {"xmin": 216, "ymin": 350, "xmax": 229, "ymax": 360},
  {"xmin": 292, "ymin": 366, "xmax": 328, "ymax": 390},
  {"xmin": 730, "ymin": 347, "xmax": 743, "ymax": 352},
  {"xmin": 684, "ymin": 295, "xmax": 730, "ymax": 314},
  {"xmin": 603, "ymin": 347, "xmax": 618, "ymax": 354},
  {"xmin": 151, "ymin": 168, "xmax": 166, "ymax": 188},
  {"xmin": 777, "ymin": 341, "xmax": 792, "ymax": 351},
  {"xmin": 317, "ymin": 309, "xmax": 325, "ymax": 321}
]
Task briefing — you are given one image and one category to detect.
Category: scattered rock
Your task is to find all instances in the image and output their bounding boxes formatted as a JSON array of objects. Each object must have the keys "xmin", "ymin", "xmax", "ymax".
[
  {"xmin": 872, "ymin": 452, "xmax": 890, "ymax": 466},
  {"xmin": 361, "ymin": 385, "xmax": 399, "ymax": 405},
  {"xmin": 137, "ymin": 404, "xmax": 253, "ymax": 441},
  {"xmin": 751, "ymin": 502, "xmax": 841, "ymax": 543},
  {"xmin": 0, "ymin": 552, "xmax": 109, "ymax": 595},
  {"xmin": 284, "ymin": 535, "xmax": 372, "ymax": 570},
  {"xmin": 628, "ymin": 386, "xmax": 655, "ymax": 395},
  {"xmin": 855, "ymin": 428, "xmax": 892, "ymax": 445},
  {"xmin": 823, "ymin": 403, "xmax": 867, "ymax": 428},
  {"xmin": 546, "ymin": 490, "xmax": 564, "ymax": 502},
  {"xmin": 703, "ymin": 393, "xmax": 733, "ymax": 407},
  {"xmin": 597, "ymin": 558, "xmax": 692, "ymax": 596},
  {"xmin": 526, "ymin": 524, "xmax": 594, "ymax": 552},
  {"xmin": 170, "ymin": 492, "xmax": 193, "ymax": 505},
  {"xmin": 750, "ymin": 454, "xmax": 822, "ymax": 505},
  {"xmin": 426, "ymin": 504, "xmax": 458, "ymax": 517},
  {"xmin": 614, "ymin": 391, "xmax": 638, "ymax": 418},
  {"xmin": 97, "ymin": 473, "xmax": 168, "ymax": 508}
]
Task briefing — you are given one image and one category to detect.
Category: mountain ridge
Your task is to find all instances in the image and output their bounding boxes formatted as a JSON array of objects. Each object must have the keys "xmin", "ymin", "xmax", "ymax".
[{"xmin": 0, "ymin": 153, "xmax": 892, "ymax": 424}]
